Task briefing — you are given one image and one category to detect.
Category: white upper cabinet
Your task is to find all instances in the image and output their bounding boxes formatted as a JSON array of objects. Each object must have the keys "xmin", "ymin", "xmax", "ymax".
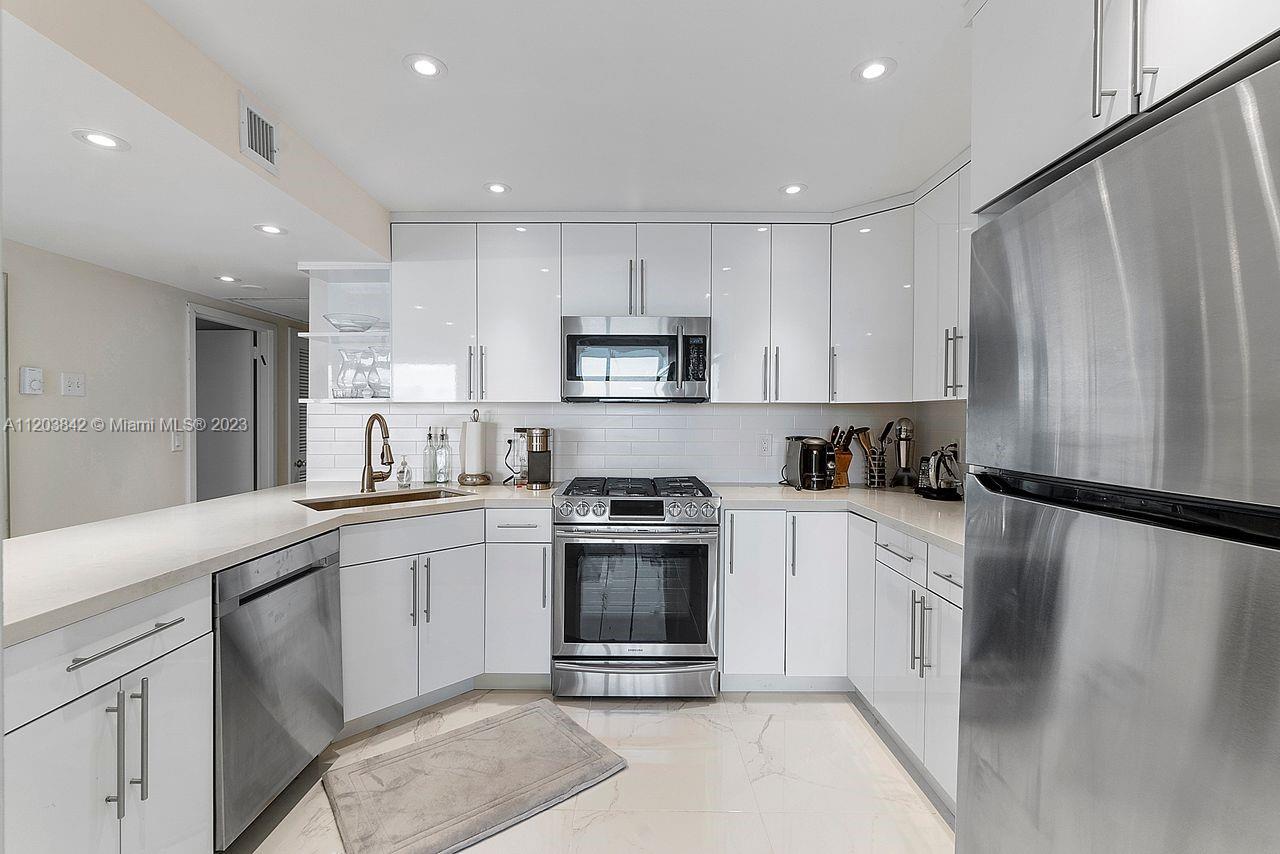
[
  {"xmin": 477, "ymin": 224, "xmax": 561, "ymax": 402},
  {"xmin": 392, "ymin": 223, "xmax": 479, "ymax": 401},
  {"xmin": 831, "ymin": 209, "xmax": 914, "ymax": 403},
  {"xmin": 769, "ymin": 224, "xmax": 831, "ymax": 403},
  {"xmin": 710, "ymin": 225, "xmax": 772, "ymax": 403},
  {"xmin": 784, "ymin": 512, "xmax": 848, "ymax": 678},
  {"xmin": 635, "ymin": 223, "xmax": 712, "ymax": 316},
  {"xmin": 955, "ymin": 164, "xmax": 979, "ymax": 400},
  {"xmin": 1140, "ymin": 1, "xmax": 1280, "ymax": 111},
  {"xmin": 561, "ymin": 223, "xmax": 637, "ymax": 316},
  {"xmin": 914, "ymin": 173, "xmax": 961, "ymax": 401},
  {"xmin": 722, "ymin": 509, "xmax": 787, "ymax": 676},
  {"xmin": 971, "ymin": 0, "xmax": 1135, "ymax": 210}
]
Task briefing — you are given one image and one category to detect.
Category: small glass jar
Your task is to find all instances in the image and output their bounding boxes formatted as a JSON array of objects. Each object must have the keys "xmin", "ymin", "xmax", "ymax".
[{"xmin": 396, "ymin": 456, "xmax": 412, "ymax": 488}]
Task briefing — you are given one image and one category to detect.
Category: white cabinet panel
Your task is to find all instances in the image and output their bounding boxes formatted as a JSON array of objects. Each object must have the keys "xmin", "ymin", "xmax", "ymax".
[
  {"xmin": 122, "ymin": 635, "xmax": 214, "ymax": 854},
  {"xmin": 477, "ymin": 223, "xmax": 561, "ymax": 402},
  {"xmin": 832, "ymin": 210, "xmax": 914, "ymax": 403},
  {"xmin": 847, "ymin": 513, "xmax": 878, "ymax": 695},
  {"xmin": 710, "ymin": 224, "xmax": 772, "ymax": 403},
  {"xmin": 392, "ymin": 223, "xmax": 478, "ymax": 401},
  {"xmin": 873, "ymin": 563, "xmax": 925, "ymax": 756},
  {"xmin": 955, "ymin": 164, "xmax": 978, "ymax": 400},
  {"xmin": 914, "ymin": 174, "xmax": 960, "ymax": 402},
  {"xmin": 784, "ymin": 512, "xmax": 848, "ymax": 677},
  {"xmin": 636, "ymin": 223, "xmax": 711, "ymax": 316},
  {"xmin": 418, "ymin": 543, "xmax": 486, "ymax": 694},
  {"xmin": 770, "ymin": 225, "xmax": 831, "ymax": 402},
  {"xmin": 924, "ymin": 594, "xmax": 962, "ymax": 803},
  {"xmin": 971, "ymin": 0, "xmax": 1135, "ymax": 210},
  {"xmin": 340, "ymin": 510, "xmax": 484, "ymax": 567},
  {"xmin": 340, "ymin": 557, "xmax": 419, "ymax": 721},
  {"xmin": 1141, "ymin": 1, "xmax": 1280, "ymax": 111},
  {"xmin": 484, "ymin": 543, "xmax": 552, "ymax": 674},
  {"xmin": 561, "ymin": 223, "xmax": 636, "ymax": 316},
  {"xmin": 5, "ymin": 681, "xmax": 122, "ymax": 854},
  {"xmin": 722, "ymin": 510, "xmax": 786, "ymax": 676}
]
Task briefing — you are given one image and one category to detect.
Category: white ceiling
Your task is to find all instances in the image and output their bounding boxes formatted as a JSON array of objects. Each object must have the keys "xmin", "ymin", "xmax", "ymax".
[
  {"xmin": 144, "ymin": 0, "xmax": 972, "ymax": 214},
  {"xmin": 1, "ymin": 14, "xmax": 383, "ymax": 309}
]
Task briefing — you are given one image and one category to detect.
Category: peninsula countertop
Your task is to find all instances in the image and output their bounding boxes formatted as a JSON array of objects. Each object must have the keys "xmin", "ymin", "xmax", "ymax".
[{"xmin": 3, "ymin": 481, "xmax": 963, "ymax": 648}]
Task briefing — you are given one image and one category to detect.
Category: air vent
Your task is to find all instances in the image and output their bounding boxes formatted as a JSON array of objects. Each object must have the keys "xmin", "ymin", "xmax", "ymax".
[{"xmin": 238, "ymin": 92, "xmax": 279, "ymax": 175}]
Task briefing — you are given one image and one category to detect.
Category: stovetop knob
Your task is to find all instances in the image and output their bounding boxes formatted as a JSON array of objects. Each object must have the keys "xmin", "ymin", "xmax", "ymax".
[
  {"xmin": 557, "ymin": 501, "xmax": 574, "ymax": 517},
  {"xmin": 591, "ymin": 501, "xmax": 607, "ymax": 517},
  {"xmin": 575, "ymin": 501, "xmax": 591, "ymax": 517},
  {"xmin": 667, "ymin": 502, "xmax": 682, "ymax": 517}
]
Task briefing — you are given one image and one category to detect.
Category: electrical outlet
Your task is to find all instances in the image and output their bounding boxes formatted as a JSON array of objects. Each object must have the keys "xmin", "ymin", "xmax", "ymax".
[
  {"xmin": 60, "ymin": 372, "xmax": 86, "ymax": 397},
  {"xmin": 757, "ymin": 433, "xmax": 773, "ymax": 457}
]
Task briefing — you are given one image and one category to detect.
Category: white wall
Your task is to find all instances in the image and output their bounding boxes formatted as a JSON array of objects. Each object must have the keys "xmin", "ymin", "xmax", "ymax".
[{"xmin": 3, "ymin": 240, "xmax": 300, "ymax": 535}]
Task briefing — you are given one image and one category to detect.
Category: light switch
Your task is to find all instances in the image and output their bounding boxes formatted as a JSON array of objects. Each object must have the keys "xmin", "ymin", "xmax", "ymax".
[
  {"xmin": 19, "ymin": 366, "xmax": 43, "ymax": 395},
  {"xmin": 60, "ymin": 372, "xmax": 86, "ymax": 397}
]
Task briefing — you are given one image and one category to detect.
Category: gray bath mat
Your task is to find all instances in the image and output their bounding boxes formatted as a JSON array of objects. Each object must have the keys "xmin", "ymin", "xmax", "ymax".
[{"xmin": 322, "ymin": 699, "xmax": 625, "ymax": 853}]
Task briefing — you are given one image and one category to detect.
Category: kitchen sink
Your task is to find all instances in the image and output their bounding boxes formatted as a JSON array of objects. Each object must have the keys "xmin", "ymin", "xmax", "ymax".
[{"xmin": 295, "ymin": 487, "xmax": 469, "ymax": 511}]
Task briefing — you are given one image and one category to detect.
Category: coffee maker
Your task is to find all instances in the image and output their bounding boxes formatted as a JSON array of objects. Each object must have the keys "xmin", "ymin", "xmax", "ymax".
[
  {"xmin": 915, "ymin": 442, "xmax": 963, "ymax": 501},
  {"xmin": 505, "ymin": 427, "xmax": 553, "ymax": 489},
  {"xmin": 781, "ymin": 435, "xmax": 837, "ymax": 491}
]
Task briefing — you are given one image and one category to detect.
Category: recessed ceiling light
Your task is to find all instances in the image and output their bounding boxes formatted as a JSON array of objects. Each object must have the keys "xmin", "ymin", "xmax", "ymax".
[
  {"xmin": 780, "ymin": 183, "xmax": 807, "ymax": 195},
  {"xmin": 859, "ymin": 227, "xmax": 872, "ymax": 234},
  {"xmin": 540, "ymin": 267, "xmax": 551, "ymax": 273},
  {"xmin": 414, "ymin": 304, "xmax": 424, "ymax": 310},
  {"xmin": 403, "ymin": 54, "xmax": 448, "ymax": 79},
  {"xmin": 239, "ymin": 283, "xmax": 267, "ymax": 291},
  {"xmin": 854, "ymin": 57, "xmax": 898, "ymax": 82},
  {"xmin": 515, "ymin": 226, "xmax": 527, "ymax": 232},
  {"xmin": 215, "ymin": 275, "xmax": 240, "ymax": 283},
  {"xmin": 72, "ymin": 129, "xmax": 131, "ymax": 151},
  {"xmin": 721, "ymin": 267, "xmax": 732, "ymax": 272},
  {"xmin": 865, "ymin": 331, "xmax": 874, "ymax": 336},
  {"xmin": 485, "ymin": 182, "xmax": 511, "ymax": 194},
  {"xmin": 253, "ymin": 223, "xmax": 287, "ymax": 235},
  {"xmin": 756, "ymin": 226, "xmax": 769, "ymax": 232},
  {"xmin": 904, "ymin": 284, "xmax": 912, "ymax": 289}
]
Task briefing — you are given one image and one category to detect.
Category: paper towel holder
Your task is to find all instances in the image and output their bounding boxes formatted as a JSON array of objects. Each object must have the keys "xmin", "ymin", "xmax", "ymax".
[{"xmin": 458, "ymin": 409, "xmax": 492, "ymax": 487}]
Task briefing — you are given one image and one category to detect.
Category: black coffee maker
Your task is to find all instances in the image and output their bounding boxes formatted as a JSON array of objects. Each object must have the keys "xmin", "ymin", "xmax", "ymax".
[{"xmin": 781, "ymin": 435, "xmax": 837, "ymax": 491}]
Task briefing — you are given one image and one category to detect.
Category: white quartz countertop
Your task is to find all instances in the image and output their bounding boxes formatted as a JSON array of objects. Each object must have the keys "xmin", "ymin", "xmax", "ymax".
[{"xmin": 3, "ymin": 480, "xmax": 962, "ymax": 648}]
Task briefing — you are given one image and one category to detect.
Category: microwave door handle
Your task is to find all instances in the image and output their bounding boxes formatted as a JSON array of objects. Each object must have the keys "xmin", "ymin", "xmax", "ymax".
[{"xmin": 676, "ymin": 325, "xmax": 685, "ymax": 390}]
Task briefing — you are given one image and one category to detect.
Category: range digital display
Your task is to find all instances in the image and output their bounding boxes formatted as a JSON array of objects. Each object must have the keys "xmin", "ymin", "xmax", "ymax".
[{"xmin": 609, "ymin": 499, "xmax": 665, "ymax": 518}]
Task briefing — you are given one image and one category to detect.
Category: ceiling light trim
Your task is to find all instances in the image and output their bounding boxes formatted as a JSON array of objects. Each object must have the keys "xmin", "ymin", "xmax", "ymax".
[{"xmin": 403, "ymin": 53, "xmax": 448, "ymax": 79}]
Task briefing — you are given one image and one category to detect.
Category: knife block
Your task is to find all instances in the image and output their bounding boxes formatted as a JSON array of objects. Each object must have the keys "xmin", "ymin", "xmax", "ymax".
[{"xmin": 833, "ymin": 450, "xmax": 853, "ymax": 489}]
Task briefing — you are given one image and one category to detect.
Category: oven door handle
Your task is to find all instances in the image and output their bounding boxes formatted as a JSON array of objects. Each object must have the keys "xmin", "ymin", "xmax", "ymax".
[
  {"xmin": 554, "ymin": 527, "xmax": 719, "ymax": 540},
  {"xmin": 553, "ymin": 660, "xmax": 718, "ymax": 675}
]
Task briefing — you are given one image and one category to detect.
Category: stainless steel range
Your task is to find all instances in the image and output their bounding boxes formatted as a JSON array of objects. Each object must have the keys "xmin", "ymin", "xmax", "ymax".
[{"xmin": 552, "ymin": 476, "xmax": 720, "ymax": 697}]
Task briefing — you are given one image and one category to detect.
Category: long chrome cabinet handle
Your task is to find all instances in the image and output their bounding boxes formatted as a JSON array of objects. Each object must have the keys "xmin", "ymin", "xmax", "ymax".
[
  {"xmin": 919, "ymin": 596, "xmax": 932, "ymax": 679},
  {"xmin": 410, "ymin": 559, "xmax": 419, "ymax": 627},
  {"xmin": 774, "ymin": 347, "xmax": 780, "ymax": 401},
  {"xmin": 951, "ymin": 326, "xmax": 965, "ymax": 393},
  {"xmin": 790, "ymin": 515, "xmax": 797, "ymax": 576},
  {"xmin": 130, "ymin": 677, "xmax": 149, "ymax": 801},
  {"xmin": 628, "ymin": 259, "xmax": 635, "ymax": 315},
  {"xmin": 762, "ymin": 347, "xmax": 769, "ymax": 401},
  {"xmin": 932, "ymin": 570, "xmax": 963, "ymax": 589},
  {"xmin": 497, "ymin": 522, "xmax": 539, "ymax": 529},
  {"xmin": 1131, "ymin": 0, "xmax": 1142, "ymax": 99},
  {"xmin": 909, "ymin": 591, "xmax": 920, "ymax": 672},
  {"xmin": 829, "ymin": 348, "xmax": 837, "ymax": 401},
  {"xmin": 542, "ymin": 547, "xmax": 548, "ymax": 609},
  {"xmin": 640, "ymin": 259, "xmax": 646, "ymax": 314},
  {"xmin": 943, "ymin": 328, "xmax": 953, "ymax": 396},
  {"xmin": 1092, "ymin": 0, "xmax": 1104, "ymax": 118},
  {"xmin": 68, "ymin": 617, "xmax": 186, "ymax": 672},
  {"xmin": 467, "ymin": 345, "xmax": 475, "ymax": 400},
  {"xmin": 479, "ymin": 345, "xmax": 487, "ymax": 399},
  {"xmin": 423, "ymin": 556, "xmax": 432, "ymax": 622},
  {"xmin": 876, "ymin": 542, "xmax": 915, "ymax": 562},
  {"xmin": 728, "ymin": 514, "xmax": 735, "ymax": 574},
  {"xmin": 106, "ymin": 689, "xmax": 126, "ymax": 819}
]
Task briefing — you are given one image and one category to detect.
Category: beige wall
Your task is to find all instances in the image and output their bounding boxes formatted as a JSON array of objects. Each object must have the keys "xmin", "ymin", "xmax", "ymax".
[
  {"xmin": 1, "ymin": 0, "xmax": 390, "ymax": 259},
  {"xmin": 3, "ymin": 241, "xmax": 301, "ymax": 535}
]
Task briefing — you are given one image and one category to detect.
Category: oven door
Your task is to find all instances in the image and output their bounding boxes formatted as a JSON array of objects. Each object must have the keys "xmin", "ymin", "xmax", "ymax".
[
  {"xmin": 561, "ymin": 316, "xmax": 708, "ymax": 401},
  {"xmin": 553, "ymin": 525, "xmax": 719, "ymax": 659}
]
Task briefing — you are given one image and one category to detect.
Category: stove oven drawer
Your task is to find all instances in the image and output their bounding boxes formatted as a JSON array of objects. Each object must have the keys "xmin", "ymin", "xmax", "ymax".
[{"xmin": 552, "ymin": 659, "xmax": 719, "ymax": 698}]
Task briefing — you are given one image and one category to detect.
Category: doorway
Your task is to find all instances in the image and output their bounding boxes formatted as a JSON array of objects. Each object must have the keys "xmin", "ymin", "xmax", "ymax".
[{"xmin": 187, "ymin": 304, "xmax": 276, "ymax": 501}]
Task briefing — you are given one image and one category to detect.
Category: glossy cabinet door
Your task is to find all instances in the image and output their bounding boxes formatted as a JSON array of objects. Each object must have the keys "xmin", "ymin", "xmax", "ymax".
[
  {"xmin": 418, "ymin": 543, "xmax": 486, "ymax": 694},
  {"xmin": 635, "ymin": 223, "xmax": 712, "ymax": 316},
  {"xmin": 923, "ymin": 594, "xmax": 962, "ymax": 803},
  {"xmin": 784, "ymin": 512, "xmax": 848, "ymax": 677},
  {"xmin": 561, "ymin": 223, "xmax": 636, "ymax": 316},
  {"xmin": 391, "ymin": 223, "xmax": 478, "ymax": 401},
  {"xmin": 4, "ymin": 681, "xmax": 122, "ymax": 854},
  {"xmin": 831, "ymin": 210, "xmax": 914, "ymax": 403},
  {"xmin": 954, "ymin": 164, "xmax": 978, "ymax": 400},
  {"xmin": 121, "ymin": 635, "xmax": 214, "ymax": 854},
  {"xmin": 769, "ymin": 225, "xmax": 831, "ymax": 402},
  {"xmin": 847, "ymin": 513, "xmax": 878, "ymax": 695},
  {"xmin": 477, "ymin": 223, "xmax": 561, "ymax": 402},
  {"xmin": 484, "ymin": 543, "xmax": 552, "ymax": 674},
  {"xmin": 721, "ymin": 510, "xmax": 786, "ymax": 676},
  {"xmin": 913, "ymin": 172, "xmax": 960, "ymax": 401},
  {"xmin": 873, "ymin": 562, "xmax": 925, "ymax": 756},
  {"xmin": 971, "ymin": 0, "xmax": 1135, "ymax": 210},
  {"xmin": 340, "ymin": 556, "xmax": 419, "ymax": 721},
  {"xmin": 1140, "ymin": 1, "xmax": 1280, "ymax": 111},
  {"xmin": 710, "ymin": 224, "xmax": 772, "ymax": 402}
]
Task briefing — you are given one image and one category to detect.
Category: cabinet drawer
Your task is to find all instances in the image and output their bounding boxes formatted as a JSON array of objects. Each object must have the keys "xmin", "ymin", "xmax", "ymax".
[
  {"xmin": 926, "ymin": 545, "xmax": 964, "ymax": 608},
  {"xmin": 875, "ymin": 526, "xmax": 928, "ymax": 586},
  {"xmin": 485, "ymin": 509, "xmax": 552, "ymax": 543},
  {"xmin": 340, "ymin": 510, "xmax": 483, "ymax": 566},
  {"xmin": 4, "ymin": 577, "xmax": 211, "ymax": 733}
]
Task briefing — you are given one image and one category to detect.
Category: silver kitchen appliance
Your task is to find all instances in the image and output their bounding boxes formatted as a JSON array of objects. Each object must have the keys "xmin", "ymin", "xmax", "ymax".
[
  {"xmin": 961, "ymin": 55, "xmax": 1280, "ymax": 853},
  {"xmin": 915, "ymin": 443, "xmax": 962, "ymax": 501},
  {"xmin": 561, "ymin": 316, "xmax": 709, "ymax": 402},
  {"xmin": 781, "ymin": 435, "xmax": 837, "ymax": 490},
  {"xmin": 214, "ymin": 533, "xmax": 342, "ymax": 850},
  {"xmin": 552, "ymin": 476, "xmax": 720, "ymax": 697}
]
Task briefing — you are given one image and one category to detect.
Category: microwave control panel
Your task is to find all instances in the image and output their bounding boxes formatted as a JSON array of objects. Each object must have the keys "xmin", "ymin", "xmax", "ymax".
[{"xmin": 684, "ymin": 336, "xmax": 707, "ymax": 381}]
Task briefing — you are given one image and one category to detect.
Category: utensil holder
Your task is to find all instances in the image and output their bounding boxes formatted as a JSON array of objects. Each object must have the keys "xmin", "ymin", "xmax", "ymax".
[
  {"xmin": 865, "ymin": 449, "xmax": 887, "ymax": 489},
  {"xmin": 833, "ymin": 450, "xmax": 853, "ymax": 489}
]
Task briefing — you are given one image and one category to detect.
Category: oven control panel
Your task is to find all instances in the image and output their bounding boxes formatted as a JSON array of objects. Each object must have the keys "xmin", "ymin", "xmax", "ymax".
[
  {"xmin": 683, "ymin": 336, "xmax": 707, "ymax": 382},
  {"xmin": 556, "ymin": 497, "xmax": 720, "ymax": 524}
]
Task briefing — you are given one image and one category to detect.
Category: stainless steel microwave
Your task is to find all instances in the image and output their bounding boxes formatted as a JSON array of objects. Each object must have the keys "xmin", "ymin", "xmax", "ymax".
[{"xmin": 561, "ymin": 316, "xmax": 710, "ymax": 402}]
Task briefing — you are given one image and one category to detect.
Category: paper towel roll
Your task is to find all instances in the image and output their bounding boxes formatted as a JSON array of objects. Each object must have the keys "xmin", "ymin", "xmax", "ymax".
[{"xmin": 462, "ymin": 419, "xmax": 485, "ymax": 476}]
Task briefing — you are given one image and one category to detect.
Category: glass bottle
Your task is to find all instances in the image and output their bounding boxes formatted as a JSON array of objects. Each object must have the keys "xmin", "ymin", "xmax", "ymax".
[
  {"xmin": 435, "ymin": 427, "xmax": 451, "ymax": 484},
  {"xmin": 422, "ymin": 429, "xmax": 437, "ymax": 483},
  {"xmin": 396, "ymin": 456, "xmax": 412, "ymax": 488}
]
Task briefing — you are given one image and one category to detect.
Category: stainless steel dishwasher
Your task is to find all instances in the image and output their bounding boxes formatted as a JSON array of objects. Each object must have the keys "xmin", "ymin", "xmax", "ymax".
[{"xmin": 214, "ymin": 531, "xmax": 342, "ymax": 850}]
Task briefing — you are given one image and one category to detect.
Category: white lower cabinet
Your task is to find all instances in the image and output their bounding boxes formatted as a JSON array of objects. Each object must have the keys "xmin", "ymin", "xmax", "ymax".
[
  {"xmin": 846, "ymin": 513, "xmax": 878, "ymax": 694},
  {"xmin": 340, "ymin": 556, "xmax": 420, "ymax": 721},
  {"xmin": 419, "ymin": 543, "xmax": 486, "ymax": 695},
  {"xmin": 873, "ymin": 562, "xmax": 927, "ymax": 757},
  {"xmin": 5, "ymin": 635, "xmax": 214, "ymax": 854},
  {"xmin": 722, "ymin": 510, "xmax": 787, "ymax": 675},
  {"xmin": 785, "ymin": 512, "xmax": 848, "ymax": 677},
  {"xmin": 923, "ymin": 595, "xmax": 962, "ymax": 801},
  {"xmin": 484, "ymin": 543, "xmax": 552, "ymax": 674}
]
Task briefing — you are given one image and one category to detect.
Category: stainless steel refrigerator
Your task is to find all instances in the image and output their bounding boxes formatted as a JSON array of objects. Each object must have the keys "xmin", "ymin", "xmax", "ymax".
[{"xmin": 961, "ymin": 56, "xmax": 1280, "ymax": 852}]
